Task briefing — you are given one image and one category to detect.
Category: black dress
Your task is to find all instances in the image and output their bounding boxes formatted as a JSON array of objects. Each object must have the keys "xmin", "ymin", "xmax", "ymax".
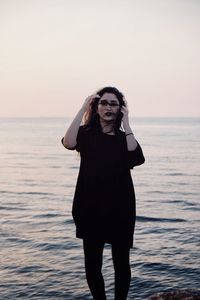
[{"xmin": 62, "ymin": 126, "xmax": 145, "ymax": 248}]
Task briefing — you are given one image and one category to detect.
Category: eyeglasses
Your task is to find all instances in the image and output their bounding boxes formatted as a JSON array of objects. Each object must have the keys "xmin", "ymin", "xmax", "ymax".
[{"xmin": 98, "ymin": 100, "xmax": 120, "ymax": 107}]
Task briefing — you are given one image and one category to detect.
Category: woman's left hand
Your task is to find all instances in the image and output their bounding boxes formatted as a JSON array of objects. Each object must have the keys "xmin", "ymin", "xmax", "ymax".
[{"xmin": 121, "ymin": 97, "xmax": 130, "ymax": 126}]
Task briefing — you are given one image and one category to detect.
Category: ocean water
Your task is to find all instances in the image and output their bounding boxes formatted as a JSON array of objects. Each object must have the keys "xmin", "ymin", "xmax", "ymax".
[{"xmin": 0, "ymin": 117, "xmax": 199, "ymax": 300}]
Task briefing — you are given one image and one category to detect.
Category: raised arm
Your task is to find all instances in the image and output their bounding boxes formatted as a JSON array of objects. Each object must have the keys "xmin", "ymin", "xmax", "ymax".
[
  {"xmin": 62, "ymin": 94, "xmax": 99, "ymax": 149},
  {"xmin": 121, "ymin": 98, "xmax": 138, "ymax": 151}
]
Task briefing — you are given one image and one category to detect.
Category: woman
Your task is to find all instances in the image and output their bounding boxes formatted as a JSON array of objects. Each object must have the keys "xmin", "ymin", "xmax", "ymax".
[{"xmin": 62, "ymin": 86, "xmax": 145, "ymax": 300}]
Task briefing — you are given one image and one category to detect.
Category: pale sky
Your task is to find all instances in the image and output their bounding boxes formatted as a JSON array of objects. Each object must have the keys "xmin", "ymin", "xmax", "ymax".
[{"xmin": 0, "ymin": 0, "xmax": 200, "ymax": 117}]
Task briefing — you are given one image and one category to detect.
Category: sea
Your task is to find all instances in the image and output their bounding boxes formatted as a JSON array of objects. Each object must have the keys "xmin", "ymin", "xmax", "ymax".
[{"xmin": 0, "ymin": 117, "xmax": 199, "ymax": 300}]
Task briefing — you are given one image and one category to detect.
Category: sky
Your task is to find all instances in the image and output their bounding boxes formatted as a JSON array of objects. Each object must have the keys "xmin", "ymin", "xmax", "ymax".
[{"xmin": 0, "ymin": 0, "xmax": 200, "ymax": 117}]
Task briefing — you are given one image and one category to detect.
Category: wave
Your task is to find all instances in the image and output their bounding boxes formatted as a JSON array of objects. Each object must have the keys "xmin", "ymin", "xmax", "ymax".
[
  {"xmin": 165, "ymin": 172, "xmax": 185, "ymax": 176},
  {"xmin": 148, "ymin": 190, "xmax": 198, "ymax": 196},
  {"xmin": 0, "ymin": 205, "xmax": 27, "ymax": 211},
  {"xmin": 32, "ymin": 213, "xmax": 62, "ymax": 218},
  {"xmin": 136, "ymin": 215, "xmax": 186, "ymax": 223},
  {"xmin": 0, "ymin": 190, "xmax": 55, "ymax": 196},
  {"xmin": 140, "ymin": 261, "xmax": 200, "ymax": 280}
]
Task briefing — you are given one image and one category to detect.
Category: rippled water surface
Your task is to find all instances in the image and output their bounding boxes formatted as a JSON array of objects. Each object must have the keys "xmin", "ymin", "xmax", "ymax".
[{"xmin": 0, "ymin": 117, "xmax": 199, "ymax": 299}]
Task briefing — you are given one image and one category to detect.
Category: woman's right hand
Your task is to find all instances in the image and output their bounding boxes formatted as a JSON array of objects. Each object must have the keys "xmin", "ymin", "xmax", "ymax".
[
  {"xmin": 63, "ymin": 94, "xmax": 100, "ymax": 149},
  {"xmin": 81, "ymin": 94, "xmax": 100, "ymax": 112}
]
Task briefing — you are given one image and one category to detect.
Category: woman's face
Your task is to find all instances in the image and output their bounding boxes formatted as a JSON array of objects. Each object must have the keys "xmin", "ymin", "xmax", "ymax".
[{"xmin": 96, "ymin": 93, "xmax": 120, "ymax": 123}]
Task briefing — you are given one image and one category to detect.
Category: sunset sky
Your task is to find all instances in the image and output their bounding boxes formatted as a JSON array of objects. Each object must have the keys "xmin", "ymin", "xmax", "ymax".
[{"xmin": 0, "ymin": 0, "xmax": 200, "ymax": 117}]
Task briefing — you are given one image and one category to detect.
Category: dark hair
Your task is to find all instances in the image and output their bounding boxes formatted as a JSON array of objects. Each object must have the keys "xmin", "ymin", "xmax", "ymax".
[{"xmin": 84, "ymin": 86, "xmax": 125, "ymax": 131}]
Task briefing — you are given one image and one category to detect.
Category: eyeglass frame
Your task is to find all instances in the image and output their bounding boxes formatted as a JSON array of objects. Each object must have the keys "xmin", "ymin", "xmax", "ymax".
[{"xmin": 98, "ymin": 99, "xmax": 121, "ymax": 107}]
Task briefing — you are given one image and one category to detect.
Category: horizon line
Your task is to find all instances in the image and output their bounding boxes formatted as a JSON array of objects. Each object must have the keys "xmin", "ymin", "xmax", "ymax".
[{"xmin": 0, "ymin": 116, "xmax": 199, "ymax": 119}]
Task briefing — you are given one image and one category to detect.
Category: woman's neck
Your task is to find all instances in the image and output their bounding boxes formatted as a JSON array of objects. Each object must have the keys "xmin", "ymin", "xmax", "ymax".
[{"xmin": 100, "ymin": 119, "xmax": 115, "ymax": 135}]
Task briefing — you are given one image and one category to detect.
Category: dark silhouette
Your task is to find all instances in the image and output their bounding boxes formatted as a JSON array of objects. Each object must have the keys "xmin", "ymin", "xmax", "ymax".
[{"xmin": 62, "ymin": 86, "xmax": 145, "ymax": 299}]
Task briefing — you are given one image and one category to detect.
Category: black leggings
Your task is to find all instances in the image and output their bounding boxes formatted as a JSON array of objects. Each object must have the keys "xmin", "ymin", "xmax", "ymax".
[{"xmin": 83, "ymin": 239, "xmax": 131, "ymax": 300}]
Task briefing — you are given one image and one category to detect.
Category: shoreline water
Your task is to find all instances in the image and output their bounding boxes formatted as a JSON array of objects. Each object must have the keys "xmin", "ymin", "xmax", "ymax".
[{"xmin": 1, "ymin": 117, "xmax": 199, "ymax": 299}]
